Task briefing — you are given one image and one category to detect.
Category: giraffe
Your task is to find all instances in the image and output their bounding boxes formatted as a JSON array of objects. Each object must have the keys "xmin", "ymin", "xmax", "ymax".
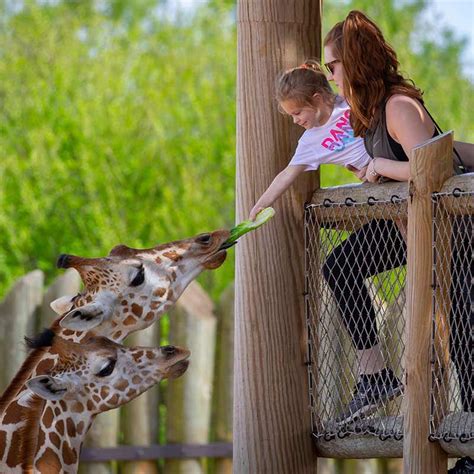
[
  {"xmin": 54, "ymin": 228, "xmax": 233, "ymax": 342},
  {"xmin": 0, "ymin": 229, "xmax": 232, "ymax": 410},
  {"xmin": 0, "ymin": 328, "xmax": 190, "ymax": 473}
]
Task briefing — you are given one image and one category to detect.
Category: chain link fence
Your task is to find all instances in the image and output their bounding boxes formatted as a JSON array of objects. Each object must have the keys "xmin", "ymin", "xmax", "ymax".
[
  {"xmin": 305, "ymin": 195, "xmax": 407, "ymax": 441},
  {"xmin": 430, "ymin": 188, "xmax": 473, "ymax": 443},
  {"xmin": 304, "ymin": 185, "xmax": 473, "ymax": 447}
]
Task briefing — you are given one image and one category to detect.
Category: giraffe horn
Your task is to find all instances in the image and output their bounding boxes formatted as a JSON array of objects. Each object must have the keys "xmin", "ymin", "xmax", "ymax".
[{"xmin": 57, "ymin": 254, "xmax": 101, "ymax": 269}]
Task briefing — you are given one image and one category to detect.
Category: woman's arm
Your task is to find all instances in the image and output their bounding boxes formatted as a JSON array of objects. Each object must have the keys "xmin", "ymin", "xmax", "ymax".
[
  {"xmin": 365, "ymin": 95, "xmax": 436, "ymax": 182},
  {"xmin": 249, "ymin": 165, "xmax": 306, "ymax": 220},
  {"xmin": 365, "ymin": 157, "xmax": 410, "ymax": 182},
  {"xmin": 454, "ymin": 140, "xmax": 474, "ymax": 172}
]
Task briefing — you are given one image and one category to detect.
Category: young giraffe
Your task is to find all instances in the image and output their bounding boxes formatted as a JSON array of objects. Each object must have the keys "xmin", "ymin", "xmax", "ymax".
[
  {"xmin": 0, "ymin": 229, "xmax": 232, "ymax": 410},
  {"xmin": 0, "ymin": 328, "xmax": 190, "ymax": 473},
  {"xmin": 55, "ymin": 228, "xmax": 232, "ymax": 341}
]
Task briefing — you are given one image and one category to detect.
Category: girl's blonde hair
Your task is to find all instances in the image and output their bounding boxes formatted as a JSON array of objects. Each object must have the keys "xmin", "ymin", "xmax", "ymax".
[
  {"xmin": 324, "ymin": 10, "xmax": 422, "ymax": 137},
  {"xmin": 275, "ymin": 59, "xmax": 335, "ymax": 110}
]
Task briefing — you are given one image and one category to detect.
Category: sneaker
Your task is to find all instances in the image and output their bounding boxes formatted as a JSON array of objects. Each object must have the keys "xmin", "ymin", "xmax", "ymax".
[
  {"xmin": 335, "ymin": 368, "xmax": 403, "ymax": 425},
  {"xmin": 448, "ymin": 457, "xmax": 474, "ymax": 474}
]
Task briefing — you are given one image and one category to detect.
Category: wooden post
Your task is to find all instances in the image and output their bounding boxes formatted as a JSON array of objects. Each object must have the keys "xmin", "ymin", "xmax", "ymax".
[
  {"xmin": 212, "ymin": 284, "xmax": 234, "ymax": 474},
  {"xmin": 404, "ymin": 132, "xmax": 453, "ymax": 472},
  {"xmin": 235, "ymin": 1, "xmax": 320, "ymax": 472},
  {"xmin": 0, "ymin": 270, "xmax": 44, "ymax": 392},
  {"xmin": 165, "ymin": 281, "xmax": 217, "ymax": 474},
  {"xmin": 121, "ymin": 322, "xmax": 160, "ymax": 474},
  {"xmin": 78, "ymin": 412, "xmax": 119, "ymax": 474}
]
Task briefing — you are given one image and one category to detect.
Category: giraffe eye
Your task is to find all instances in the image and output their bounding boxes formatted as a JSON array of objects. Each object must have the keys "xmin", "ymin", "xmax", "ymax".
[
  {"xmin": 196, "ymin": 234, "xmax": 212, "ymax": 245},
  {"xmin": 96, "ymin": 359, "xmax": 116, "ymax": 377},
  {"xmin": 130, "ymin": 266, "xmax": 145, "ymax": 287}
]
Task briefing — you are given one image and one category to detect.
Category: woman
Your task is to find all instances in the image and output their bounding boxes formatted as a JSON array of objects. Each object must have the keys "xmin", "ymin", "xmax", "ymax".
[{"xmin": 322, "ymin": 10, "xmax": 473, "ymax": 424}]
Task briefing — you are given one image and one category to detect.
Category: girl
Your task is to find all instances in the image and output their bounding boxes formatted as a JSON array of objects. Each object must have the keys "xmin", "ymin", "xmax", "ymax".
[
  {"xmin": 323, "ymin": 10, "xmax": 473, "ymax": 425},
  {"xmin": 249, "ymin": 59, "xmax": 372, "ymax": 221}
]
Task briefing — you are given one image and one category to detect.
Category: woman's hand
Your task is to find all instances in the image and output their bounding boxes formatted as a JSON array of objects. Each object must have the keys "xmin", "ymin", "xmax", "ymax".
[
  {"xmin": 365, "ymin": 159, "xmax": 380, "ymax": 183},
  {"xmin": 346, "ymin": 164, "xmax": 368, "ymax": 182}
]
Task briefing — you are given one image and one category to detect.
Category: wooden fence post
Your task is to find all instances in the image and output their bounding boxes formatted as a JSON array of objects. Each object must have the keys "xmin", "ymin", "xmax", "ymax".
[
  {"xmin": 78, "ymin": 412, "xmax": 119, "ymax": 474},
  {"xmin": 165, "ymin": 281, "xmax": 217, "ymax": 473},
  {"xmin": 404, "ymin": 132, "xmax": 453, "ymax": 472},
  {"xmin": 122, "ymin": 323, "xmax": 160, "ymax": 474},
  {"xmin": 234, "ymin": 0, "xmax": 321, "ymax": 471},
  {"xmin": 212, "ymin": 284, "xmax": 234, "ymax": 474},
  {"xmin": 0, "ymin": 270, "xmax": 44, "ymax": 392}
]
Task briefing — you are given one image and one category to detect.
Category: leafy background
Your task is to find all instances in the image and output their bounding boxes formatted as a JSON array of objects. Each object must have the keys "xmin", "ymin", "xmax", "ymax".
[{"xmin": 0, "ymin": 0, "xmax": 472, "ymax": 299}]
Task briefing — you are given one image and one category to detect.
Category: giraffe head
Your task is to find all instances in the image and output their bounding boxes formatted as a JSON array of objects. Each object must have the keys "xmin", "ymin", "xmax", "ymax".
[
  {"xmin": 51, "ymin": 229, "xmax": 233, "ymax": 341},
  {"xmin": 0, "ymin": 330, "xmax": 190, "ymax": 472},
  {"xmin": 25, "ymin": 330, "xmax": 190, "ymax": 414}
]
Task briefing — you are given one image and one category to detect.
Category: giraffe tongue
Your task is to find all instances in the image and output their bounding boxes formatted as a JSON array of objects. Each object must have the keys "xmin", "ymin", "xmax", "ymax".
[{"xmin": 203, "ymin": 250, "xmax": 227, "ymax": 269}]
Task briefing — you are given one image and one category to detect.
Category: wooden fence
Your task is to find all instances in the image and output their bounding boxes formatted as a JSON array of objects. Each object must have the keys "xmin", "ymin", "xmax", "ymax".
[
  {"xmin": 0, "ymin": 270, "xmax": 233, "ymax": 474},
  {"xmin": 0, "ymin": 268, "xmax": 411, "ymax": 473}
]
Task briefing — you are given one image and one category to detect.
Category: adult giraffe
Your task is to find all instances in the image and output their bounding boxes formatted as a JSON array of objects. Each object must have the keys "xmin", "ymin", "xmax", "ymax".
[{"xmin": 0, "ymin": 328, "xmax": 190, "ymax": 473}]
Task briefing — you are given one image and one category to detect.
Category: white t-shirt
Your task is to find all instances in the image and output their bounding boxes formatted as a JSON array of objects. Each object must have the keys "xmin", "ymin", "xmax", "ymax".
[{"xmin": 289, "ymin": 96, "xmax": 371, "ymax": 171}]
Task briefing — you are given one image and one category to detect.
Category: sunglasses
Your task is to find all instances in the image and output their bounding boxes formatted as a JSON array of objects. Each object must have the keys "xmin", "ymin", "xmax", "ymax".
[{"xmin": 324, "ymin": 59, "xmax": 340, "ymax": 75}]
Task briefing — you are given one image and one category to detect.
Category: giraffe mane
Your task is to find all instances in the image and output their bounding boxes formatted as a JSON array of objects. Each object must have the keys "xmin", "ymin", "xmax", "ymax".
[
  {"xmin": 19, "ymin": 394, "xmax": 45, "ymax": 471},
  {"xmin": 24, "ymin": 327, "xmax": 56, "ymax": 349},
  {"xmin": 0, "ymin": 321, "xmax": 60, "ymax": 415}
]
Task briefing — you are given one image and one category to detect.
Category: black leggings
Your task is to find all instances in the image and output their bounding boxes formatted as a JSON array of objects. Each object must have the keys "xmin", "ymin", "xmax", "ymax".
[{"xmin": 323, "ymin": 218, "xmax": 473, "ymax": 411}]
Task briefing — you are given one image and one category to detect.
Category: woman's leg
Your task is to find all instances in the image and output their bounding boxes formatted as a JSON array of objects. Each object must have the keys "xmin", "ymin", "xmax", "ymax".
[
  {"xmin": 322, "ymin": 219, "xmax": 406, "ymax": 422},
  {"xmin": 322, "ymin": 219, "xmax": 406, "ymax": 359}
]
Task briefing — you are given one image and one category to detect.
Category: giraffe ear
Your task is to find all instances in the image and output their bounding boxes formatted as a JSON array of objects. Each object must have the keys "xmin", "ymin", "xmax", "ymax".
[
  {"xmin": 26, "ymin": 376, "xmax": 68, "ymax": 401},
  {"xmin": 59, "ymin": 302, "xmax": 111, "ymax": 331},
  {"xmin": 50, "ymin": 295, "xmax": 75, "ymax": 315},
  {"xmin": 59, "ymin": 292, "xmax": 117, "ymax": 331}
]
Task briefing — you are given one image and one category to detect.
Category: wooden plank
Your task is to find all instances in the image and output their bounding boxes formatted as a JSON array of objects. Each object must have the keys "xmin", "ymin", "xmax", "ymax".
[
  {"xmin": 309, "ymin": 173, "xmax": 473, "ymax": 224},
  {"xmin": 80, "ymin": 443, "xmax": 233, "ymax": 462},
  {"xmin": 121, "ymin": 323, "xmax": 160, "ymax": 474},
  {"xmin": 404, "ymin": 132, "xmax": 453, "ymax": 473},
  {"xmin": 0, "ymin": 270, "xmax": 44, "ymax": 392},
  {"xmin": 165, "ymin": 281, "xmax": 217, "ymax": 474},
  {"xmin": 213, "ymin": 284, "xmax": 235, "ymax": 474}
]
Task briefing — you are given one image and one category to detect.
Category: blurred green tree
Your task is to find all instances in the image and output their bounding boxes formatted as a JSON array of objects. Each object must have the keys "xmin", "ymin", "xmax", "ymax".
[
  {"xmin": 0, "ymin": 0, "xmax": 236, "ymax": 297},
  {"xmin": 0, "ymin": 0, "xmax": 471, "ymax": 298}
]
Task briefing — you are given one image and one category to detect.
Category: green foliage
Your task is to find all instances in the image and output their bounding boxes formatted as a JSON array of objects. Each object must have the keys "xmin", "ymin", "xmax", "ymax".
[
  {"xmin": 0, "ymin": 0, "xmax": 236, "ymax": 298},
  {"xmin": 0, "ymin": 0, "xmax": 472, "ymax": 299}
]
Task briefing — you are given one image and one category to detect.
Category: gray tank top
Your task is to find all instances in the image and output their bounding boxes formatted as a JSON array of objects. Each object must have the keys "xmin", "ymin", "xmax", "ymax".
[{"xmin": 364, "ymin": 101, "xmax": 465, "ymax": 174}]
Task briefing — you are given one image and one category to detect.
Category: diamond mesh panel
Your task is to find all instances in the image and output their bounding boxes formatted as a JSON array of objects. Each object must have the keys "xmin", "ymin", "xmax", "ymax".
[
  {"xmin": 305, "ymin": 197, "xmax": 407, "ymax": 441},
  {"xmin": 430, "ymin": 189, "xmax": 474, "ymax": 442}
]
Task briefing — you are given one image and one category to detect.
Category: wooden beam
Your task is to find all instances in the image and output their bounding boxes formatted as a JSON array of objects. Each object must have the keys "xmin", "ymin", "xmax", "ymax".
[
  {"xmin": 308, "ymin": 173, "xmax": 474, "ymax": 225},
  {"xmin": 404, "ymin": 132, "xmax": 453, "ymax": 473},
  {"xmin": 234, "ymin": 1, "xmax": 321, "ymax": 472},
  {"xmin": 80, "ymin": 443, "xmax": 233, "ymax": 462}
]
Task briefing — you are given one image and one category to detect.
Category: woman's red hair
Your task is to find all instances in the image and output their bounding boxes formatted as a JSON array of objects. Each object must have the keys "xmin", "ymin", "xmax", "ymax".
[{"xmin": 324, "ymin": 10, "xmax": 423, "ymax": 137}]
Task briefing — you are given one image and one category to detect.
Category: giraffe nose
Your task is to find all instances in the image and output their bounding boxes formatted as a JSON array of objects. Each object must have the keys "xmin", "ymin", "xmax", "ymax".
[{"xmin": 161, "ymin": 345, "xmax": 177, "ymax": 355}]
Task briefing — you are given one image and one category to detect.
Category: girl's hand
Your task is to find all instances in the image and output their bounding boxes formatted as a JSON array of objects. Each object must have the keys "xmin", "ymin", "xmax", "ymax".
[
  {"xmin": 346, "ymin": 164, "xmax": 368, "ymax": 182},
  {"xmin": 249, "ymin": 206, "xmax": 264, "ymax": 221},
  {"xmin": 365, "ymin": 159, "xmax": 380, "ymax": 183}
]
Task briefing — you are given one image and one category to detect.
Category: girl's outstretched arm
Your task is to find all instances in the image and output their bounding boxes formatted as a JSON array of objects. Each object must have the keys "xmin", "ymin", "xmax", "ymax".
[{"xmin": 249, "ymin": 165, "xmax": 306, "ymax": 220}]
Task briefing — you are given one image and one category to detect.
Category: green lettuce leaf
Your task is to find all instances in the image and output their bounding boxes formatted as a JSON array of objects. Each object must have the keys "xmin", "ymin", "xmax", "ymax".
[{"xmin": 227, "ymin": 207, "xmax": 275, "ymax": 243}]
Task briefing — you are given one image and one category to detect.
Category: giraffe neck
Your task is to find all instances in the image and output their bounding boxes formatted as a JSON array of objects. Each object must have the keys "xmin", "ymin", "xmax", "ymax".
[
  {"xmin": 0, "ymin": 391, "xmax": 93, "ymax": 473},
  {"xmin": 33, "ymin": 398, "xmax": 93, "ymax": 473}
]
